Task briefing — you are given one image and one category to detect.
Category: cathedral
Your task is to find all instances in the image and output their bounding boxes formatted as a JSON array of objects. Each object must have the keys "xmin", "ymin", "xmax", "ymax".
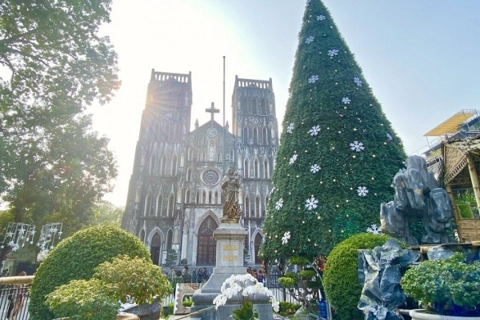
[{"xmin": 121, "ymin": 70, "xmax": 279, "ymax": 266}]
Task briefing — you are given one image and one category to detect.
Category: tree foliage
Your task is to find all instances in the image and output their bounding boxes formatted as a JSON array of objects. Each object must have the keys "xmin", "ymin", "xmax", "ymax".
[
  {"xmin": 0, "ymin": 0, "xmax": 120, "ymax": 235},
  {"xmin": 261, "ymin": 0, "xmax": 405, "ymax": 260}
]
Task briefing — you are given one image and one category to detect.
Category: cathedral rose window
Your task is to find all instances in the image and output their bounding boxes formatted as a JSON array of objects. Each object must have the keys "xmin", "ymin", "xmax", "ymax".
[{"xmin": 202, "ymin": 170, "xmax": 220, "ymax": 186}]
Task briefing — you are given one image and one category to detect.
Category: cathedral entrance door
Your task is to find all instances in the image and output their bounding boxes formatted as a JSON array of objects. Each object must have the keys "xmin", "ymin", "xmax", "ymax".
[
  {"xmin": 196, "ymin": 216, "xmax": 218, "ymax": 265},
  {"xmin": 150, "ymin": 233, "xmax": 161, "ymax": 265}
]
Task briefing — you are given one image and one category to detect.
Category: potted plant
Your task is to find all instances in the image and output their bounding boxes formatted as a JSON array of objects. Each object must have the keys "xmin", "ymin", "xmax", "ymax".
[
  {"xmin": 46, "ymin": 254, "xmax": 173, "ymax": 320},
  {"xmin": 213, "ymin": 274, "xmax": 279, "ymax": 320},
  {"xmin": 401, "ymin": 252, "xmax": 480, "ymax": 319}
]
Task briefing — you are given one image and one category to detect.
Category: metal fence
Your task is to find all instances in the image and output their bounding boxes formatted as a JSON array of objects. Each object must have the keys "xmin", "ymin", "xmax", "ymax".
[
  {"xmin": 0, "ymin": 272, "xmax": 299, "ymax": 319},
  {"xmin": 0, "ymin": 280, "xmax": 32, "ymax": 320}
]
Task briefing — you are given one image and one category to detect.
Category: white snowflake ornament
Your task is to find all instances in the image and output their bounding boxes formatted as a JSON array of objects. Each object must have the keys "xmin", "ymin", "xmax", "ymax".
[
  {"xmin": 317, "ymin": 15, "xmax": 326, "ymax": 21},
  {"xmin": 328, "ymin": 49, "xmax": 339, "ymax": 57},
  {"xmin": 308, "ymin": 125, "xmax": 321, "ymax": 136},
  {"xmin": 305, "ymin": 36, "xmax": 315, "ymax": 44},
  {"xmin": 342, "ymin": 97, "xmax": 351, "ymax": 104},
  {"xmin": 310, "ymin": 164, "xmax": 321, "ymax": 173},
  {"xmin": 281, "ymin": 231, "xmax": 291, "ymax": 245},
  {"xmin": 289, "ymin": 154, "xmax": 298, "ymax": 165},
  {"xmin": 354, "ymin": 76, "xmax": 363, "ymax": 87},
  {"xmin": 350, "ymin": 141, "xmax": 365, "ymax": 152},
  {"xmin": 308, "ymin": 75, "xmax": 319, "ymax": 83},
  {"xmin": 367, "ymin": 224, "xmax": 383, "ymax": 235},
  {"xmin": 275, "ymin": 198, "xmax": 284, "ymax": 210},
  {"xmin": 287, "ymin": 123, "xmax": 294, "ymax": 133},
  {"xmin": 305, "ymin": 196, "xmax": 318, "ymax": 210},
  {"xmin": 357, "ymin": 186, "xmax": 369, "ymax": 197}
]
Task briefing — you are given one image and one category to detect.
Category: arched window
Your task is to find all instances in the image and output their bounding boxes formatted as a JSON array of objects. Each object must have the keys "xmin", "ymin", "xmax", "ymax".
[
  {"xmin": 253, "ymin": 128, "xmax": 258, "ymax": 145},
  {"xmin": 168, "ymin": 195, "xmax": 175, "ymax": 217},
  {"xmin": 262, "ymin": 127, "xmax": 267, "ymax": 145},
  {"xmin": 167, "ymin": 230, "xmax": 173, "ymax": 250},
  {"xmin": 208, "ymin": 191, "xmax": 213, "ymax": 204},
  {"xmin": 254, "ymin": 233, "xmax": 263, "ymax": 264},
  {"xmin": 244, "ymin": 160, "xmax": 249, "ymax": 178},
  {"xmin": 185, "ymin": 189, "xmax": 190, "ymax": 203},
  {"xmin": 245, "ymin": 196, "xmax": 250, "ymax": 218},
  {"xmin": 243, "ymin": 127, "xmax": 248, "ymax": 145},
  {"xmin": 202, "ymin": 191, "xmax": 207, "ymax": 204},
  {"xmin": 144, "ymin": 194, "xmax": 151, "ymax": 216},
  {"xmin": 214, "ymin": 191, "xmax": 219, "ymax": 204},
  {"xmin": 196, "ymin": 191, "xmax": 200, "ymax": 204},
  {"xmin": 260, "ymin": 99, "xmax": 267, "ymax": 115},
  {"xmin": 264, "ymin": 159, "xmax": 268, "ymax": 179},
  {"xmin": 156, "ymin": 195, "xmax": 162, "ymax": 216},
  {"xmin": 252, "ymin": 98, "xmax": 257, "ymax": 114},
  {"xmin": 172, "ymin": 155, "xmax": 177, "ymax": 175},
  {"xmin": 186, "ymin": 168, "xmax": 191, "ymax": 181},
  {"xmin": 160, "ymin": 156, "xmax": 166, "ymax": 175},
  {"xmin": 264, "ymin": 195, "xmax": 269, "ymax": 217},
  {"xmin": 255, "ymin": 196, "xmax": 260, "ymax": 218},
  {"xmin": 254, "ymin": 159, "xmax": 259, "ymax": 178}
]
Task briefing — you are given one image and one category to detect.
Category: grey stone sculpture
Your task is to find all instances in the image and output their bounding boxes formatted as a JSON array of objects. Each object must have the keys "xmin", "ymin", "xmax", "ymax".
[{"xmin": 380, "ymin": 155, "xmax": 453, "ymax": 245}]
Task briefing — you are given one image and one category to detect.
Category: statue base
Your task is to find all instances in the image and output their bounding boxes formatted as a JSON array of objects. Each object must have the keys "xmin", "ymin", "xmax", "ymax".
[{"xmin": 191, "ymin": 223, "xmax": 272, "ymax": 319}]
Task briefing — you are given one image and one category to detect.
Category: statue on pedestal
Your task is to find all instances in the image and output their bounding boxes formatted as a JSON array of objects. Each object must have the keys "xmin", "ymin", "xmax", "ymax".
[{"xmin": 221, "ymin": 166, "xmax": 242, "ymax": 223}]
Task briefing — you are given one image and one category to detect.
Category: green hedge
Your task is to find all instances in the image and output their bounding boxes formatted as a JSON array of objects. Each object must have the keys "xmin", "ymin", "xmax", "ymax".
[
  {"xmin": 323, "ymin": 233, "xmax": 390, "ymax": 320},
  {"xmin": 29, "ymin": 225, "xmax": 150, "ymax": 320}
]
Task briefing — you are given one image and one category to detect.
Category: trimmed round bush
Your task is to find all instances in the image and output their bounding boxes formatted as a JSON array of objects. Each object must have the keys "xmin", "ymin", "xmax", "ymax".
[
  {"xmin": 29, "ymin": 225, "xmax": 150, "ymax": 320},
  {"xmin": 323, "ymin": 233, "xmax": 390, "ymax": 320}
]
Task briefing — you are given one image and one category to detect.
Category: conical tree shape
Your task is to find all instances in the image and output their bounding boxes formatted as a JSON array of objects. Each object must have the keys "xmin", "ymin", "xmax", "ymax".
[{"xmin": 262, "ymin": 0, "xmax": 406, "ymax": 259}]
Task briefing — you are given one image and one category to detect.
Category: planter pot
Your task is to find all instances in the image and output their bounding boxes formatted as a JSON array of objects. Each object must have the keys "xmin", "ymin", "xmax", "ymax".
[{"xmin": 410, "ymin": 309, "xmax": 480, "ymax": 320}]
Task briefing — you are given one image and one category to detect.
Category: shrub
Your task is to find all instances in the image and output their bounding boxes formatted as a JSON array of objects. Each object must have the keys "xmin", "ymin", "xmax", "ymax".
[
  {"xmin": 279, "ymin": 301, "xmax": 301, "ymax": 316},
  {"xmin": 93, "ymin": 254, "xmax": 173, "ymax": 305},
  {"xmin": 323, "ymin": 233, "xmax": 390, "ymax": 320},
  {"xmin": 29, "ymin": 225, "xmax": 150, "ymax": 320},
  {"xmin": 46, "ymin": 255, "xmax": 173, "ymax": 320},
  {"xmin": 46, "ymin": 278, "xmax": 119, "ymax": 320},
  {"xmin": 402, "ymin": 252, "xmax": 480, "ymax": 316}
]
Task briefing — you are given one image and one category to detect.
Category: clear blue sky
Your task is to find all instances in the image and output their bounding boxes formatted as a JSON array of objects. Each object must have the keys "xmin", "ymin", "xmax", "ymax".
[{"xmin": 92, "ymin": 0, "xmax": 480, "ymax": 206}]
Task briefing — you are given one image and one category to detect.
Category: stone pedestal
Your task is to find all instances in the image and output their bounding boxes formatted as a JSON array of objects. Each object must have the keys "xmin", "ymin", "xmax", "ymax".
[{"xmin": 191, "ymin": 223, "xmax": 247, "ymax": 319}]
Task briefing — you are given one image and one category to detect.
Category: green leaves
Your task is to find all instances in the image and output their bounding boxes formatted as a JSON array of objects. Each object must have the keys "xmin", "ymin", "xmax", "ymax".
[
  {"xmin": 0, "ymin": 0, "xmax": 120, "ymax": 230},
  {"xmin": 401, "ymin": 253, "xmax": 480, "ymax": 316}
]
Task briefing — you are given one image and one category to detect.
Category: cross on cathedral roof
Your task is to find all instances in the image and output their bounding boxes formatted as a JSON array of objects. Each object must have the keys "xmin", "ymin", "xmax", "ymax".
[{"xmin": 206, "ymin": 102, "xmax": 219, "ymax": 122}]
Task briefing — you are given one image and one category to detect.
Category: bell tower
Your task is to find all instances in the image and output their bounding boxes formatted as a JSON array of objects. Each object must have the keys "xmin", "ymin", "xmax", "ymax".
[{"xmin": 231, "ymin": 76, "xmax": 279, "ymax": 263}]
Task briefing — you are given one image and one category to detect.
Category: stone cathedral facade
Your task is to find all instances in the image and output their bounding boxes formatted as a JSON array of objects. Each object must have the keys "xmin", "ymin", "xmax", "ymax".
[{"xmin": 121, "ymin": 70, "xmax": 279, "ymax": 266}]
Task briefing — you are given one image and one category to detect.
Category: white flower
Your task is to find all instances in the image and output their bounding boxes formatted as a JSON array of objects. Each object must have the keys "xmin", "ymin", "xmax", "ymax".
[
  {"xmin": 214, "ymin": 274, "xmax": 278, "ymax": 312},
  {"xmin": 350, "ymin": 141, "xmax": 365, "ymax": 152},
  {"xmin": 308, "ymin": 125, "xmax": 321, "ymax": 136},
  {"xmin": 342, "ymin": 97, "xmax": 351, "ymax": 104},
  {"xmin": 367, "ymin": 224, "xmax": 383, "ymax": 235},
  {"xmin": 310, "ymin": 164, "xmax": 321, "ymax": 173},
  {"xmin": 289, "ymin": 154, "xmax": 298, "ymax": 164},
  {"xmin": 308, "ymin": 75, "xmax": 319, "ymax": 83},
  {"xmin": 328, "ymin": 49, "xmax": 339, "ymax": 57},
  {"xmin": 305, "ymin": 36, "xmax": 315, "ymax": 44},
  {"xmin": 317, "ymin": 15, "xmax": 326, "ymax": 21},
  {"xmin": 357, "ymin": 186, "xmax": 369, "ymax": 197},
  {"xmin": 275, "ymin": 198, "xmax": 284, "ymax": 210},
  {"xmin": 305, "ymin": 196, "xmax": 318, "ymax": 210},
  {"xmin": 354, "ymin": 76, "xmax": 363, "ymax": 87},
  {"xmin": 281, "ymin": 231, "xmax": 291, "ymax": 245},
  {"xmin": 287, "ymin": 123, "xmax": 294, "ymax": 133}
]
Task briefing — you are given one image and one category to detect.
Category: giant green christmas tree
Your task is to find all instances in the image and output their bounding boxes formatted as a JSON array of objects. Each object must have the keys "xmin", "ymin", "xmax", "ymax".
[{"xmin": 261, "ymin": 0, "xmax": 406, "ymax": 259}]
